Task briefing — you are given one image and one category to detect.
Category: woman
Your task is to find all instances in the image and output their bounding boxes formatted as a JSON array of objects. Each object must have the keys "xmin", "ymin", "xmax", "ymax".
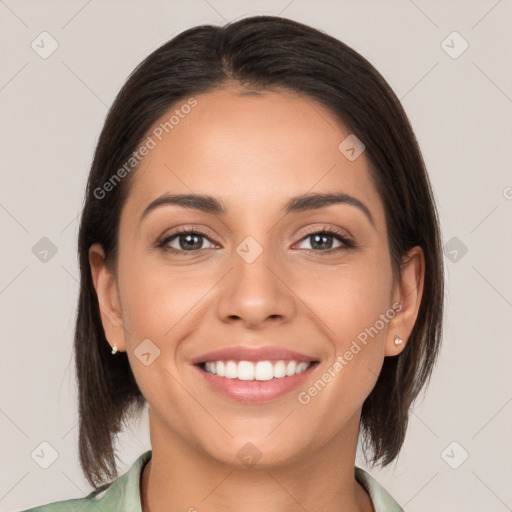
[{"xmin": 22, "ymin": 14, "xmax": 443, "ymax": 512}]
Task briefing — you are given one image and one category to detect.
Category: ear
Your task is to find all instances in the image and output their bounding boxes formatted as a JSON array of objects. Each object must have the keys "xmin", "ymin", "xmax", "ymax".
[
  {"xmin": 385, "ymin": 246, "xmax": 425, "ymax": 356},
  {"xmin": 88, "ymin": 243, "xmax": 126, "ymax": 353}
]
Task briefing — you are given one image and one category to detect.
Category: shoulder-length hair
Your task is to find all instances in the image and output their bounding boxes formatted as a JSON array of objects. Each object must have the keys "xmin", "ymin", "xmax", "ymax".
[{"xmin": 75, "ymin": 15, "xmax": 444, "ymax": 487}]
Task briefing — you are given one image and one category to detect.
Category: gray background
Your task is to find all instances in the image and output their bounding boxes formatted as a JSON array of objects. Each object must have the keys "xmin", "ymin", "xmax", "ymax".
[{"xmin": 1, "ymin": 1, "xmax": 511, "ymax": 510}]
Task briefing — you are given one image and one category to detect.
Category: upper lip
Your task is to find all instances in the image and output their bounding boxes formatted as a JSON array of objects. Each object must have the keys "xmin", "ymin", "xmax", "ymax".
[{"xmin": 190, "ymin": 346, "xmax": 318, "ymax": 364}]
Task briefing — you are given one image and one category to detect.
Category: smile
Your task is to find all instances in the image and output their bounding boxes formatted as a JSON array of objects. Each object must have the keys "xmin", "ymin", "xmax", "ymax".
[
  {"xmin": 194, "ymin": 360, "xmax": 319, "ymax": 403},
  {"xmin": 201, "ymin": 360, "xmax": 312, "ymax": 381}
]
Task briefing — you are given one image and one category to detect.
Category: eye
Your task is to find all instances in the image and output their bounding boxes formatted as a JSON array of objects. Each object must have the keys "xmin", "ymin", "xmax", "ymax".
[
  {"xmin": 156, "ymin": 226, "xmax": 354, "ymax": 255},
  {"xmin": 294, "ymin": 228, "xmax": 354, "ymax": 253},
  {"xmin": 157, "ymin": 228, "xmax": 218, "ymax": 254}
]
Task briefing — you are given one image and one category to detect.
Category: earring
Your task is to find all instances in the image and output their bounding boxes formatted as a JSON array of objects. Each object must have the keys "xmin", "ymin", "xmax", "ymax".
[
  {"xmin": 393, "ymin": 335, "xmax": 404, "ymax": 346},
  {"xmin": 111, "ymin": 345, "xmax": 118, "ymax": 355}
]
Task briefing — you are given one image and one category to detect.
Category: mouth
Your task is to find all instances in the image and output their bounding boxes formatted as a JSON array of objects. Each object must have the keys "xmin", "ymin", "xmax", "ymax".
[
  {"xmin": 190, "ymin": 345, "xmax": 320, "ymax": 402},
  {"xmin": 196, "ymin": 359, "xmax": 319, "ymax": 381}
]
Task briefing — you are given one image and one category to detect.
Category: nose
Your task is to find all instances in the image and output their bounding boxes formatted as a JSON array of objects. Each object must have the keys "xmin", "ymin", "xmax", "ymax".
[{"xmin": 216, "ymin": 240, "xmax": 296, "ymax": 329}]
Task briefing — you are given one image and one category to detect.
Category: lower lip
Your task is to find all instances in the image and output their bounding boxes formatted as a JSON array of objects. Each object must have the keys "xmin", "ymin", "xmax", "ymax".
[{"xmin": 193, "ymin": 363, "xmax": 319, "ymax": 403}]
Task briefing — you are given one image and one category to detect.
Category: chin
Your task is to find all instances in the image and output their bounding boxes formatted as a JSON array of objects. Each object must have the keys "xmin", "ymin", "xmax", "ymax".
[{"xmin": 199, "ymin": 433, "xmax": 309, "ymax": 469}]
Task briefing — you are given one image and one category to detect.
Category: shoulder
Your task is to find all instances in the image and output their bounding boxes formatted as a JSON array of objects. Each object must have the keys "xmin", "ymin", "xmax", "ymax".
[
  {"xmin": 18, "ymin": 450, "xmax": 152, "ymax": 512},
  {"xmin": 355, "ymin": 466, "xmax": 404, "ymax": 512},
  {"xmin": 18, "ymin": 489, "xmax": 106, "ymax": 512}
]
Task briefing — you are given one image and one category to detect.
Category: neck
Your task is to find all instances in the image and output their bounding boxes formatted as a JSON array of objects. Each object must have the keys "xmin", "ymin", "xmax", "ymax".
[{"xmin": 140, "ymin": 408, "xmax": 374, "ymax": 512}]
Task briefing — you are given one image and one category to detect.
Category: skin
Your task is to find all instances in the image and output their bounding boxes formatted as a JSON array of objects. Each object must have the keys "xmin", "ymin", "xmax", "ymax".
[{"xmin": 89, "ymin": 86, "xmax": 424, "ymax": 512}]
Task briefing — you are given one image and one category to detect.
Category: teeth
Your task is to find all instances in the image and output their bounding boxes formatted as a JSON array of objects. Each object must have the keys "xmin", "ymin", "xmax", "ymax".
[
  {"xmin": 255, "ymin": 361, "xmax": 274, "ymax": 381},
  {"xmin": 273, "ymin": 360, "xmax": 286, "ymax": 378},
  {"xmin": 203, "ymin": 360, "xmax": 312, "ymax": 380},
  {"xmin": 225, "ymin": 360, "xmax": 237, "ymax": 378},
  {"xmin": 286, "ymin": 361, "xmax": 296, "ymax": 376}
]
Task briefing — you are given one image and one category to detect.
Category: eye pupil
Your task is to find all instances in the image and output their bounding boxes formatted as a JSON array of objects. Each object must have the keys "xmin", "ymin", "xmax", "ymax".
[
  {"xmin": 310, "ymin": 233, "xmax": 333, "ymax": 250},
  {"xmin": 180, "ymin": 233, "xmax": 203, "ymax": 250}
]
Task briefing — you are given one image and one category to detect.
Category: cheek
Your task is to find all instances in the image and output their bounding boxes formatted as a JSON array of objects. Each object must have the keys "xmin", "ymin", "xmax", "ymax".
[
  {"xmin": 116, "ymin": 254, "xmax": 220, "ymax": 400},
  {"xmin": 300, "ymin": 254, "xmax": 394, "ymax": 341},
  {"xmin": 116, "ymin": 259, "xmax": 199, "ymax": 413},
  {"xmin": 296, "ymin": 253, "xmax": 394, "ymax": 404},
  {"xmin": 294, "ymin": 275, "xmax": 393, "ymax": 446},
  {"xmin": 118, "ymin": 251, "xmax": 208, "ymax": 341}
]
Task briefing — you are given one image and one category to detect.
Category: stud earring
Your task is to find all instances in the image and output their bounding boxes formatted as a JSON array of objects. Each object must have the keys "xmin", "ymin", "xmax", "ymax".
[
  {"xmin": 111, "ymin": 345, "xmax": 118, "ymax": 355},
  {"xmin": 393, "ymin": 335, "xmax": 404, "ymax": 346}
]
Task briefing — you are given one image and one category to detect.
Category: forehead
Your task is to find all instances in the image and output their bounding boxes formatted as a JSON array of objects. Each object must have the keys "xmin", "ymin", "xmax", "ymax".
[{"xmin": 121, "ymin": 87, "xmax": 385, "ymax": 227}]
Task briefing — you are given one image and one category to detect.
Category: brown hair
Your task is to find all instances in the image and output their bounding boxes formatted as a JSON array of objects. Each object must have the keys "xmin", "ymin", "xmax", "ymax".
[{"xmin": 75, "ymin": 15, "xmax": 444, "ymax": 487}]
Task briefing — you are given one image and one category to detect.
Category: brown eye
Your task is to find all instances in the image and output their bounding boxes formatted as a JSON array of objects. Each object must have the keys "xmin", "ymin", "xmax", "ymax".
[
  {"xmin": 295, "ymin": 229, "xmax": 354, "ymax": 253},
  {"xmin": 158, "ymin": 229, "xmax": 217, "ymax": 254}
]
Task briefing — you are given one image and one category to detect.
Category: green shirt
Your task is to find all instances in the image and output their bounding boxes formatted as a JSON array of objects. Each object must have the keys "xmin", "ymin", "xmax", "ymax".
[{"xmin": 20, "ymin": 450, "xmax": 404, "ymax": 511}]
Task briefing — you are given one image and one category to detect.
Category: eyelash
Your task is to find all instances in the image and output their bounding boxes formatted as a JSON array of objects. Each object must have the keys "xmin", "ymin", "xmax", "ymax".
[{"xmin": 156, "ymin": 225, "xmax": 355, "ymax": 256}]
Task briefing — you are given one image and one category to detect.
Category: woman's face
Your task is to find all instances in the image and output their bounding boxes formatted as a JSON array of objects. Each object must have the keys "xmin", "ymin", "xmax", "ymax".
[{"xmin": 90, "ymin": 86, "xmax": 422, "ymax": 467}]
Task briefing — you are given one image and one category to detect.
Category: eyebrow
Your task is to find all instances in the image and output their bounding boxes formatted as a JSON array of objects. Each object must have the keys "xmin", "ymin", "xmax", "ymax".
[{"xmin": 139, "ymin": 191, "xmax": 375, "ymax": 227}]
